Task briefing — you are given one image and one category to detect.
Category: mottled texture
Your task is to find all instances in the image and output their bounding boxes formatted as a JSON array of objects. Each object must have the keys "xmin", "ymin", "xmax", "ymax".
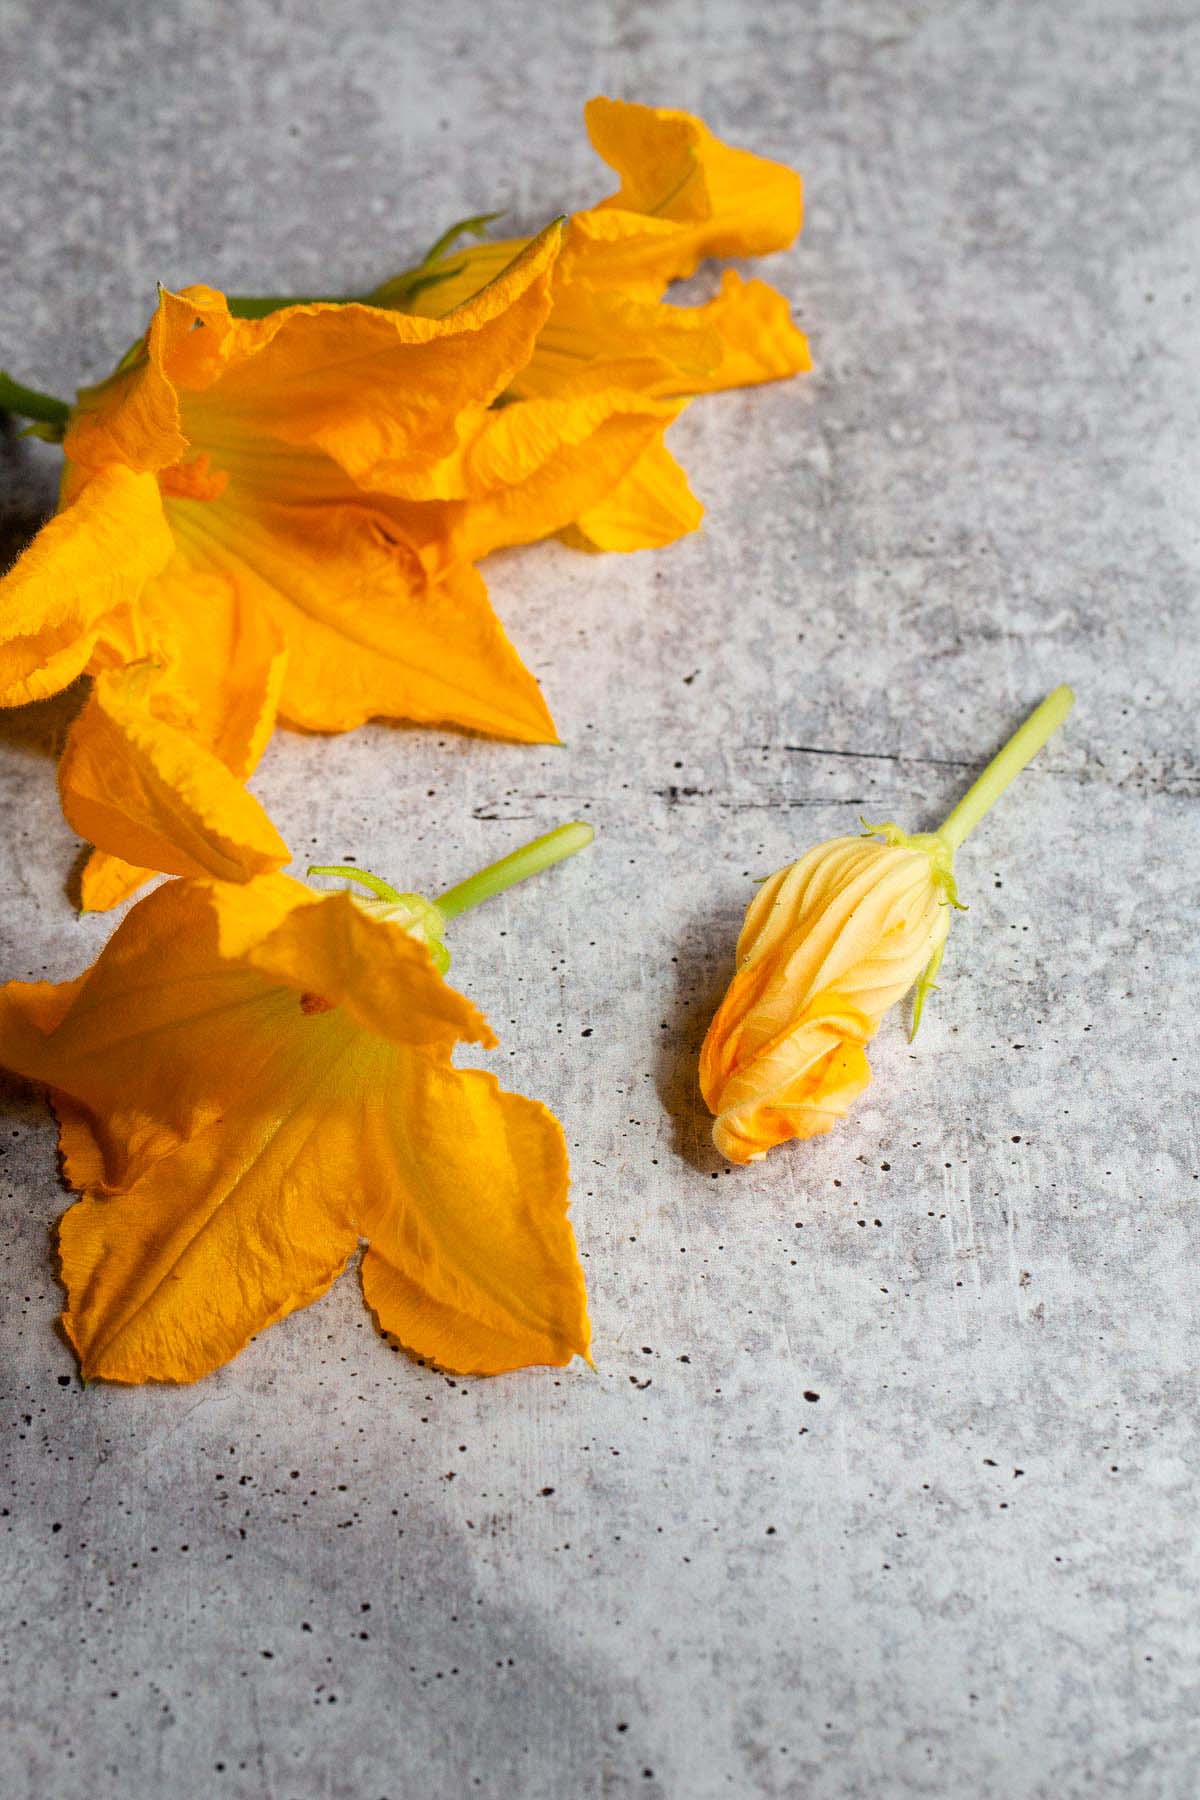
[{"xmin": 1, "ymin": 2, "xmax": 1197, "ymax": 1796}]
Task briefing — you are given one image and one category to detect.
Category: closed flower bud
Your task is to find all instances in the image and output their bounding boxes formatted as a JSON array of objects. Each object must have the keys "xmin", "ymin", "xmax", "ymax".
[
  {"xmin": 700, "ymin": 830, "xmax": 955, "ymax": 1163},
  {"xmin": 699, "ymin": 687, "xmax": 1075, "ymax": 1164}
]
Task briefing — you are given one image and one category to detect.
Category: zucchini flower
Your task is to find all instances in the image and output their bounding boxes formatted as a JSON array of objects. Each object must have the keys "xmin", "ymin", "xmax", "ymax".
[
  {"xmin": 701, "ymin": 688, "xmax": 1075, "ymax": 1163},
  {"xmin": 0, "ymin": 229, "xmax": 562, "ymax": 910},
  {"xmin": 240, "ymin": 97, "xmax": 809, "ymax": 562},
  {"xmin": 0, "ymin": 823, "xmax": 594, "ymax": 1385}
]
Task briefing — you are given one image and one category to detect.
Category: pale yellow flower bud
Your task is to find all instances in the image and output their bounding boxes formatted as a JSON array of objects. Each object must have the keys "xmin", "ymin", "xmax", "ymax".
[
  {"xmin": 699, "ymin": 830, "xmax": 954, "ymax": 1163},
  {"xmin": 698, "ymin": 686, "xmax": 1075, "ymax": 1165}
]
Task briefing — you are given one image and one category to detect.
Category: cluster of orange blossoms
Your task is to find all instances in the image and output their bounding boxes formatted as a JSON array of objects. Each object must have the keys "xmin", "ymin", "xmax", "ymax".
[
  {"xmin": 0, "ymin": 100, "xmax": 809, "ymax": 1384},
  {"xmin": 0, "ymin": 94, "xmax": 1073, "ymax": 1391},
  {"xmin": 0, "ymin": 97, "xmax": 807, "ymax": 912}
]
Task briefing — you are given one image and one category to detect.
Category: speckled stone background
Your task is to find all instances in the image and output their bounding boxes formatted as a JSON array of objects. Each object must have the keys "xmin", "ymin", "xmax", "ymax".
[{"xmin": 1, "ymin": 1, "xmax": 1198, "ymax": 1796}]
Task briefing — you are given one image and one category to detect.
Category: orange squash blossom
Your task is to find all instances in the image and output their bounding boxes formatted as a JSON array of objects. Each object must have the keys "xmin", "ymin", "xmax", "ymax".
[
  {"xmin": 0, "ymin": 824, "xmax": 594, "ymax": 1384},
  {"xmin": 370, "ymin": 97, "xmax": 810, "ymax": 556},
  {"xmin": 0, "ymin": 232, "xmax": 565, "ymax": 908}
]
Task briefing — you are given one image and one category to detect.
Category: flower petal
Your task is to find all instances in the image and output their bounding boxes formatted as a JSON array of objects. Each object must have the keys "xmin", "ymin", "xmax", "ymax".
[
  {"xmin": 0, "ymin": 467, "xmax": 173, "ymax": 706},
  {"xmin": 65, "ymin": 559, "xmax": 288, "ymax": 909},
  {"xmin": 586, "ymin": 97, "xmax": 803, "ymax": 271},
  {"xmin": 79, "ymin": 851, "xmax": 160, "ymax": 914},
  {"xmin": 232, "ymin": 883, "xmax": 494, "ymax": 1052},
  {"xmin": 65, "ymin": 301, "xmax": 190, "ymax": 475},
  {"xmin": 734, "ymin": 838, "xmax": 952, "ymax": 1020},
  {"xmin": 512, "ymin": 276, "xmax": 726, "ymax": 396},
  {"xmin": 679, "ymin": 270, "xmax": 811, "ymax": 393},
  {"xmin": 709, "ymin": 1010, "xmax": 873, "ymax": 1164},
  {"xmin": 563, "ymin": 434, "xmax": 703, "ymax": 552},
  {"xmin": 58, "ymin": 1095, "xmax": 361, "ymax": 1384},
  {"xmin": 0, "ymin": 875, "xmax": 487, "ymax": 1194},
  {"xmin": 171, "ymin": 492, "xmax": 556, "ymax": 740},
  {"xmin": 555, "ymin": 207, "xmax": 704, "ymax": 300},
  {"xmin": 0, "ymin": 871, "xmax": 584, "ymax": 1383},
  {"xmin": 176, "ymin": 226, "xmax": 562, "ymax": 495},
  {"xmin": 360, "ymin": 1058, "xmax": 590, "ymax": 1373},
  {"xmin": 398, "ymin": 392, "xmax": 687, "ymax": 567},
  {"xmin": 155, "ymin": 562, "xmax": 286, "ymax": 759},
  {"xmin": 58, "ymin": 666, "xmax": 290, "ymax": 893},
  {"xmin": 0, "ymin": 872, "xmax": 561, "ymax": 1383}
]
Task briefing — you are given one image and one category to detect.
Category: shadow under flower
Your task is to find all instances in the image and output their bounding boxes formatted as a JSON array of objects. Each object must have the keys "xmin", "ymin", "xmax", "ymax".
[
  {"xmin": 0, "ymin": 1067, "xmax": 71, "ymax": 1350},
  {"xmin": 0, "ymin": 682, "xmax": 85, "ymax": 763},
  {"xmin": 0, "ymin": 413, "xmax": 58, "ymax": 572},
  {"xmin": 651, "ymin": 899, "xmax": 742, "ymax": 1177}
]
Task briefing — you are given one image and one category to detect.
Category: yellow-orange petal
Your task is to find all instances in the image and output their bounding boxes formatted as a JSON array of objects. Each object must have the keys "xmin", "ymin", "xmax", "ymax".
[
  {"xmin": 733, "ymin": 837, "xmax": 951, "ymax": 1021},
  {"xmin": 52, "ymin": 1092, "xmax": 110, "ymax": 1191},
  {"xmin": 171, "ymin": 491, "xmax": 556, "ymax": 741},
  {"xmin": 512, "ymin": 277, "xmax": 727, "ymax": 397},
  {"xmin": 58, "ymin": 1097, "xmax": 362, "ymax": 1384},
  {"xmin": 680, "ymin": 270, "xmax": 812, "ymax": 393},
  {"xmin": 0, "ymin": 467, "xmax": 173, "ymax": 706},
  {"xmin": 380, "ymin": 368, "xmax": 681, "ymax": 505},
  {"xmin": 176, "ymin": 226, "xmax": 562, "ymax": 494},
  {"xmin": 133, "ymin": 562, "xmax": 288, "ymax": 779},
  {"xmin": 58, "ymin": 666, "xmax": 290, "ymax": 892},
  {"xmin": 79, "ymin": 851, "xmax": 158, "ymax": 914},
  {"xmin": 586, "ymin": 97, "xmax": 803, "ymax": 271},
  {"xmin": 709, "ymin": 999, "xmax": 874, "ymax": 1164},
  {"xmin": 0, "ymin": 875, "xmax": 489, "ymax": 1192},
  {"xmin": 226, "ymin": 882, "xmax": 495, "ymax": 1053},
  {"xmin": 65, "ymin": 298, "xmax": 190, "ymax": 475},
  {"xmin": 554, "ymin": 206, "xmax": 704, "ymax": 300},
  {"xmin": 700, "ymin": 835, "xmax": 953, "ymax": 1161},
  {"xmin": 403, "ymin": 394, "xmax": 687, "ymax": 568},
  {"xmin": 360, "ymin": 1060, "xmax": 590, "ymax": 1373},
  {"xmin": 563, "ymin": 434, "xmax": 703, "ymax": 552},
  {"xmin": 0, "ymin": 871, "xmax": 585, "ymax": 1384}
]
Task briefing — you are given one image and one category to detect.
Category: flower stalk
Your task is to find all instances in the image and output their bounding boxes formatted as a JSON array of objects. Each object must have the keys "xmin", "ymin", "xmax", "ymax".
[
  {"xmin": 435, "ymin": 821, "xmax": 594, "ymax": 920},
  {"xmin": 0, "ymin": 371, "xmax": 70, "ymax": 438},
  {"xmin": 936, "ymin": 684, "xmax": 1074, "ymax": 852},
  {"xmin": 905, "ymin": 684, "xmax": 1074, "ymax": 1037}
]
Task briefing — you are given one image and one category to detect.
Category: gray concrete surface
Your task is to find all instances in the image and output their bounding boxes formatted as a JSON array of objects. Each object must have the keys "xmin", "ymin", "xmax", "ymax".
[{"xmin": 1, "ymin": 1, "xmax": 1198, "ymax": 1795}]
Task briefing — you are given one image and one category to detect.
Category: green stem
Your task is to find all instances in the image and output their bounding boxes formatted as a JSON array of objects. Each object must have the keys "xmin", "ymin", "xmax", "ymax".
[
  {"xmin": 436, "ymin": 822, "xmax": 594, "ymax": 921},
  {"xmin": 937, "ymin": 686, "xmax": 1074, "ymax": 852},
  {"xmin": 0, "ymin": 371, "xmax": 70, "ymax": 436}
]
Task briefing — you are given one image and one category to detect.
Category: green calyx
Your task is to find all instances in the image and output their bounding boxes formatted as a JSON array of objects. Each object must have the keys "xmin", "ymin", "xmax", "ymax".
[
  {"xmin": 307, "ymin": 822, "xmax": 595, "ymax": 975},
  {"xmin": 860, "ymin": 819, "xmax": 966, "ymax": 911},
  {"xmin": 229, "ymin": 212, "xmax": 563, "ymax": 327},
  {"xmin": 860, "ymin": 822, "xmax": 962, "ymax": 1042},
  {"xmin": 229, "ymin": 210, "xmax": 508, "ymax": 322},
  {"xmin": 307, "ymin": 865, "xmax": 450, "ymax": 972}
]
